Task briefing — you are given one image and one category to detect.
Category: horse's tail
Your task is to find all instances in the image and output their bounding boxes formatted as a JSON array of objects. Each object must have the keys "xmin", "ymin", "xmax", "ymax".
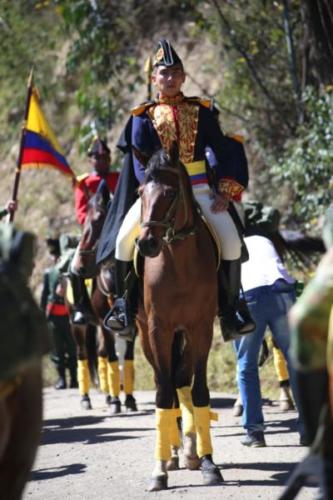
[
  {"xmin": 171, "ymin": 329, "xmax": 187, "ymax": 405},
  {"xmin": 86, "ymin": 323, "xmax": 98, "ymax": 385}
]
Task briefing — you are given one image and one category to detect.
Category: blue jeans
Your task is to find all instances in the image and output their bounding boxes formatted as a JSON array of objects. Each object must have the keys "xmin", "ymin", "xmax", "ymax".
[{"xmin": 234, "ymin": 280, "xmax": 302, "ymax": 435}]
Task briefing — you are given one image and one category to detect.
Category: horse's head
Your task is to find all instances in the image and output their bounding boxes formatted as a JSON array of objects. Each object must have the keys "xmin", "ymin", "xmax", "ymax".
[
  {"xmin": 136, "ymin": 144, "xmax": 195, "ymax": 258},
  {"xmin": 77, "ymin": 180, "xmax": 110, "ymax": 276}
]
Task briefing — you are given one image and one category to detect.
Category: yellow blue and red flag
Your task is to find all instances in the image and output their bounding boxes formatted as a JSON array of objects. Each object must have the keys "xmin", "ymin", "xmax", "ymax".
[{"xmin": 21, "ymin": 86, "xmax": 75, "ymax": 178}]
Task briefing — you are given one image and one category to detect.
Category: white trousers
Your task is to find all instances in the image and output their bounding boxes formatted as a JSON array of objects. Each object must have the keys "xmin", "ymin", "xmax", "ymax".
[{"xmin": 115, "ymin": 185, "xmax": 241, "ymax": 261}]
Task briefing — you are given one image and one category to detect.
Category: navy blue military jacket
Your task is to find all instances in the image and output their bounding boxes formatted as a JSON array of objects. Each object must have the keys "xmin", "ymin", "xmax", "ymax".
[{"xmin": 131, "ymin": 94, "xmax": 249, "ymax": 197}]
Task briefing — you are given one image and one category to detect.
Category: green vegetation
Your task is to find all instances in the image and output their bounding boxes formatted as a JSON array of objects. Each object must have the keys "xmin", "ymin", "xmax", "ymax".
[{"xmin": 1, "ymin": 1, "xmax": 332, "ymax": 394}]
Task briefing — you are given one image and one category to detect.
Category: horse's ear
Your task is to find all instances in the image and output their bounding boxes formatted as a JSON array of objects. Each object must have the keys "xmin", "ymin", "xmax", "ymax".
[
  {"xmin": 169, "ymin": 141, "xmax": 179, "ymax": 165},
  {"xmin": 132, "ymin": 146, "xmax": 151, "ymax": 167}
]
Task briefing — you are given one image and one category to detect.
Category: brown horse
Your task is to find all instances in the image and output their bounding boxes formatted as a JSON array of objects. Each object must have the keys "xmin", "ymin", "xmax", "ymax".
[
  {"xmin": 136, "ymin": 145, "xmax": 223, "ymax": 491},
  {"xmin": 71, "ymin": 181, "xmax": 137, "ymax": 413}
]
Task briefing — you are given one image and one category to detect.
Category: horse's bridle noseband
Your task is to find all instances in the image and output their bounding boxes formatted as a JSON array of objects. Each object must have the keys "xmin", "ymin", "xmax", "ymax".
[{"xmin": 139, "ymin": 166, "xmax": 196, "ymax": 245}]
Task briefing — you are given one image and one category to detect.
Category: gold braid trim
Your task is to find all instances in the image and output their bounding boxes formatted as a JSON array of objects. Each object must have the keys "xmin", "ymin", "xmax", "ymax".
[{"xmin": 218, "ymin": 178, "xmax": 244, "ymax": 198}]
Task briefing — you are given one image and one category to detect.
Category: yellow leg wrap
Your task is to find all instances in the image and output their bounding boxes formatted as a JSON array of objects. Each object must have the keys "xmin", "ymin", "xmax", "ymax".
[
  {"xmin": 98, "ymin": 356, "xmax": 109, "ymax": 394},
  {"xmin": 176, "ymin": 386, "xmax": 196, "ymax": 435},
  {"xmin": 169, "ymin": 408, "xmax": 181, "ymax": 448},
  {"xmin": 78, "ymin": 359, "xmax": 90, "ymax": 396},
  {"xmin": 273, "ymin": 346, "xmax": 289, "ymax": 382},
  {"xmin": 193, "ymin": 406, "xmax": 213, "ymax": 458},
  {"xmin": 108, "ymin": 361, "xmax": 120, "ymax": 397},
  {"xmin": 123, "ymin": 360, "xmax": 134, "ymax": 395},
  {"xmin": 155, "ymin": 408, "xmax": 173, "ymax": 461}
]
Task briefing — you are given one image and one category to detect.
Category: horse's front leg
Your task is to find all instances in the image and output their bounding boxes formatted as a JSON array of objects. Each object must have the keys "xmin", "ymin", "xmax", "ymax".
[
  {"xmin": 148, "ymin": 326, "xmax": 175, "ymax": 492},
  {"xmin": 192, "ymin": 328, "xmax": 223, "ymax": 486}
]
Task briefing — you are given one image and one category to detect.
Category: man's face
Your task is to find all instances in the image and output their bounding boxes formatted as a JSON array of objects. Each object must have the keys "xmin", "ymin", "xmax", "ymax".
[
  {"xmin": 90, "ymin": 152, "xmax": 111, "ymax": 174},
  {"xmin": 152, "ymin": 64, "xmax": 185, "ymax": 98}
]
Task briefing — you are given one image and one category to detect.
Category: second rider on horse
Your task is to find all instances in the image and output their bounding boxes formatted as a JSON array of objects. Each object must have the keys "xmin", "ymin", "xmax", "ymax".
[{"xmin": 70, "ymin": 137, "xmax": 119, "ymax": 324}]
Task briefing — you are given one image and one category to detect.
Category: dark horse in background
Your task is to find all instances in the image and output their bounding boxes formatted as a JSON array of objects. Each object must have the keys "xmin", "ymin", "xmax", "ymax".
[
  {"xmin": 135, "ymin": 145, "xmax": 223, "ymax": 491},
  {"xmin": 69, "ymin": 181, "xmax": 137, "ymax": 413}
]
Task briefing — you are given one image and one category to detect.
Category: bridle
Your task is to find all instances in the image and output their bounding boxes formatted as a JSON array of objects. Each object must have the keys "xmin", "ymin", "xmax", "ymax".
[{"xmin": 139, "ymin": 166, "xmax": 196, "ymax": 245}]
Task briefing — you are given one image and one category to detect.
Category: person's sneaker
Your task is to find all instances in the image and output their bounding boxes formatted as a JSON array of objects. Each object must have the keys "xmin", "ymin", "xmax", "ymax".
[{"xmin": 241, "ymin": 431, "xmax": 266, "ymax": 447}]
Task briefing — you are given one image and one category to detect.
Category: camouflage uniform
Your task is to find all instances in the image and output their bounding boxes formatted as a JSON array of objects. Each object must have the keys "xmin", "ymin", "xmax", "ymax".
[
  {"xmin": 0, "ymin": 223, "xmax": 48, "ymax": 382},
  {"xmin": 290, "ymin": 247, "xmax": 333, "ymax": 372}
]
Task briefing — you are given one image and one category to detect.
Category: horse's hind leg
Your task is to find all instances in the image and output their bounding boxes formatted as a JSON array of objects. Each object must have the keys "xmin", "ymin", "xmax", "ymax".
[
  {"xmin": 72, "ymin": 325, "xmax": 92, "ymax": 409},
  {"xmin": 123, "ymin": 339, "xmax": 137, "ymax": 412},
  {"xmin": 192, "ymin": 345, "xmax": 223, "ymax": 486},
  {"xmin": 102, "ymin": 331, "xmax": 121, "ymax": 415},
  {"xmin": 0, "ymin": 365, "xmax": 42, "ymax": 500},
  {"xmin": 96, "ymin": 327, "xmax": 110, "ymax": 401},
  {"xmin": 173, "ymin": 338, "xmax": 200, "ymax": 470}
]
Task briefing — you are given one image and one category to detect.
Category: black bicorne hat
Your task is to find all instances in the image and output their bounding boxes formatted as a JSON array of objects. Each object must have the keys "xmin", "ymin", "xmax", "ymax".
[
  {"xmin": 152, "ymin": 39, "xmax": 183, "ymax": 68},
  {"xmin": 87, "ymin": 137, "xmax": 110, "ymax": 157}
]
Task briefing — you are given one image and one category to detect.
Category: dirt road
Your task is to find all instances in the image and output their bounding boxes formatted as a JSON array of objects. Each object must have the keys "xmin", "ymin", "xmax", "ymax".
[{"xmin": 23, "ymin": 388, "xmax": 316, "ymax": 500}]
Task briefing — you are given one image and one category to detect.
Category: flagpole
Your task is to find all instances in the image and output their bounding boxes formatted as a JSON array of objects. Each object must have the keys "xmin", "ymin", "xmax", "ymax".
[
  {"xmin": 144, "ymin": 56, "xmax": 152, "ymax": 101},
  {"xmin": 9, "ymin": 68, "xmax": 34, "ymax": 223}
]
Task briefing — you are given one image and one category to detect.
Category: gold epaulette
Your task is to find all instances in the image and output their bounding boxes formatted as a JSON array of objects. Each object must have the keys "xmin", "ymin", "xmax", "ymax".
[
  {"xmin": 185, "ymin": 96, "xmax": 212, "ymax": 108},
  {"xmin": 76, "ymin": 173, "xmax": 89, "ymax": 184},
  {"xmin": 131, "ymin": 101, "xmax": 155, "ymax": 116}
]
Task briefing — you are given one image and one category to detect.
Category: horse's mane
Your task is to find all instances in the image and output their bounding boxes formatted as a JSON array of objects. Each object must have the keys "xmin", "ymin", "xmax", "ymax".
[
  {"xmin": 87, "ymin": 180, "xmax": 110, "ymax": 215},
  {"xmin": 261, "ymin": 229, "xmax": 325, "ymax": 270},
  {"xmin": 143, "ymin": 149, "xmax": 197, "ymax": 207}
]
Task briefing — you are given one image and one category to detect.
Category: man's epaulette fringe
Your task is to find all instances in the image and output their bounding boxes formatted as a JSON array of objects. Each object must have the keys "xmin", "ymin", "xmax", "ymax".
[
  {"xmin": 76, "ymin": 173, "xmax": 90, "ymax": 184},
  {"xmin": 131, "ymin": 101, "xmax": 155, "ymax": 116},
  {"xmin": 185, "ymin": 96, "xmax": 212, "ymax": 108}
]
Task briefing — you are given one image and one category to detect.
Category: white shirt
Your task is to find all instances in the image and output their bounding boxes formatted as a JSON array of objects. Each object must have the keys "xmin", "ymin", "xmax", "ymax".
[{"xmin": 241, "ymin": 235, "xmax": 295, "ymax": 292}]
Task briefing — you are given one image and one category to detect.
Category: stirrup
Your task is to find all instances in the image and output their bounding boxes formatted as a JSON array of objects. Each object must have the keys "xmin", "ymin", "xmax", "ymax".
[{"xmin": 104, "ymin": 298, "xmax": 135, "ymax": 340}]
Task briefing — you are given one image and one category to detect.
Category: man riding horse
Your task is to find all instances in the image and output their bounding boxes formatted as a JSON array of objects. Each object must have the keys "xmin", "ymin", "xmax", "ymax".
[
  {"xmin": 70, "ymin": 137, "xmax": 119, "ymax": 324},
  {"xmin": 105, "ymin": 38, "xmax": 255, "ymax": 341}
]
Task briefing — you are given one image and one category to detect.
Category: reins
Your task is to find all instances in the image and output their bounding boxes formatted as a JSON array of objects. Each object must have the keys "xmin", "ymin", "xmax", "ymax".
[{"xmin": 140, "ymin": 165, "xmax": 196, "ymax": 245}]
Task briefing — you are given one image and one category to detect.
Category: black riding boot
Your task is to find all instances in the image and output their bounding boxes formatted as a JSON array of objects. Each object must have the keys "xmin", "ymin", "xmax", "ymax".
[
  {"xmin": 218, "ymin": 259, "xmax": 256, "ymax": 342},
  {"xmin": 104, "ymin": 259, "xmax": 137, "ymax": 339},
  {"xmin": 69, "ymin": 272, "xmax": 92, "ymax": 325}
]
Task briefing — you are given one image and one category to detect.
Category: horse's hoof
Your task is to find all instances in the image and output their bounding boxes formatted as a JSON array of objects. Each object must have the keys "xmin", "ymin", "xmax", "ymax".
[
  {"xmin": 125, "ymin": 395, "xmax": 137, "ymax": 412},
  {"xmin": 80, "ymin": 395, "xmax": 92, "ymax": 410},
  {"xmin": 201, "ymin": 455, "xmax": 224, "ymax": 486},
  {"xmin": 166, "ymin": 456, "xmax": 179, "ymax": 471},
  {"xmin": 148, "ymin": 475, "xmax": 168, "ymax": 492},
  {"xmin": 202, "ymin": 467, "xmax": 224, "ymax": 485},
  {"xmin": 184, "ymin": 455, "xmax": 201, "ymax": 470},
  {"xmin": 106, "ymin": 394, "xmax": 112, "ymax": 406},
  {"xmin": 109, "ymin": 397, "xmax": 121, "ymax": 415}
]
